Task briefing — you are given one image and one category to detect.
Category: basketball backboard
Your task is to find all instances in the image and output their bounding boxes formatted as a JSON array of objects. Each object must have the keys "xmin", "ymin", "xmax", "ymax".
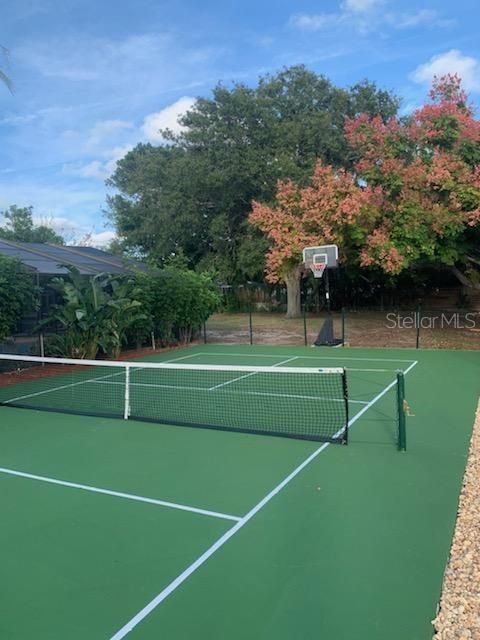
[{"xmin": 303, "ymin": 244, "xmax": 338, "ymax": 269}]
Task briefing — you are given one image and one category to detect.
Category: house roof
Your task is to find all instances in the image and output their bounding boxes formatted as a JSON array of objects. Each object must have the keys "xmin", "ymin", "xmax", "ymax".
[{"xmin": 0, "ymin": 240, "xmax": 147, "ymax": 276}]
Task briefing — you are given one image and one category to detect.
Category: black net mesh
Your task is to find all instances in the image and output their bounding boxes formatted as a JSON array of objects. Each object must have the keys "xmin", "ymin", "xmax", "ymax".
[{"xmin": 0, "ymin": 356, "xmax": 349, "ymax": 443}]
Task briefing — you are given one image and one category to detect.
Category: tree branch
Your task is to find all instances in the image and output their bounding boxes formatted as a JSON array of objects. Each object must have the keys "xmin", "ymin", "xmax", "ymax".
[{"xmin": 450, "ymin": 266, "xmax": 480, "ymax": 290}]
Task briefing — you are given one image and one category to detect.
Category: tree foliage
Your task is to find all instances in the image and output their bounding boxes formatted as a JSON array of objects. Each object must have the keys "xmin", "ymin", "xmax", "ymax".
[
  {"xmin": 0, "ymin": 255, "xmax": 36, "ymax": 341},
  {"xmin": 250, "ymin": 75, "xmax": 480, "ymax": 314},
  {"xmin": 345, "ymin": 74, "xmax": 480, "ymax": 276},
  {"xmin": 135, "ymin": 267, "xmax": 220, "ymax": 344},
  {"xmin": 0, "ymin": 205, "xmax": 65, "ymax": 244},
  {"xmin": 108, "ymin": 66, "xmax": 399, "ymax": 281},
  {"xmin": 42, "ymin": 266, "xmax": 145, "ymax": 359}
]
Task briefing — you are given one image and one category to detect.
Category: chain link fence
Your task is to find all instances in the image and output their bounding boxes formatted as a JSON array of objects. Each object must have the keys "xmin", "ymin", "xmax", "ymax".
[
  {"xmin": 2, "ymin": 283, "xmax": 479, "ymax": 354},
  {"xmin": 203, "ymin": 284, "xmax": 480, "ymax": 350}
]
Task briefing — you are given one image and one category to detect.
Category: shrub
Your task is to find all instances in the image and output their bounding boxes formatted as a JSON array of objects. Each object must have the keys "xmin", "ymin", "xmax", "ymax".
[
  {"xmin": 136, "ymin": 267, "xmax": 220, "ymax": 345},
  {"xmin": 0, "ymin": 255, "xmax": 37, "ymax": 341}
]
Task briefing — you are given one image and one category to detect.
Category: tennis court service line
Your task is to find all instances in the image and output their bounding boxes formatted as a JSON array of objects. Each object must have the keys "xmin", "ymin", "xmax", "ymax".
[
  {"xmin": 92, "ymin": 379, "xmax": 368, "ymax": 405},
  {"xmin": 207, "ymin": 355, "xmax": 299, "ymax": 391},
  {"xmin": 109, "ymin": 360, "xmax": 419, "ymax": 640},
  {"xmin": 198, "ymin": 351, "xmax": 417, "ymax": 364},
  {"xmin": 0, "ymin": 467, "xmax": 241, "ymax": 522}
]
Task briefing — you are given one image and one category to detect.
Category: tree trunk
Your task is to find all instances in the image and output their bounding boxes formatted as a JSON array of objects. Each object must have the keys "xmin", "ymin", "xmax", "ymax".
[
  {"xmin": 450, "ymin": 266, "xmax": 480, "ymax": 289},
  {"xmin": 284, "ymin": 265, "xmax": 303, "ymax": 318}
]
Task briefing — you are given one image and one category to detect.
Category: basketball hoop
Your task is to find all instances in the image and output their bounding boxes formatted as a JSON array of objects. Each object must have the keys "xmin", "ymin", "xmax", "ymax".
[
  {"xmin": 303, "ymin": 244, "xmax": 339, "ymax": 317},
  {"xmin": 310, "ymin": 262, "xmax": 327, "ymax": 279}
]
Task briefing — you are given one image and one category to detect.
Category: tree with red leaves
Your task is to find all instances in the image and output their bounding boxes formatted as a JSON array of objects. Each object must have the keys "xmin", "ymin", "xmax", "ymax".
[
  {"xmin": 250, "ymin": 165, "xmax": 377, "ymax": 317},
  {"xmin": 250, "ymin": 75, "xmax": 480, "ymax": 317}
]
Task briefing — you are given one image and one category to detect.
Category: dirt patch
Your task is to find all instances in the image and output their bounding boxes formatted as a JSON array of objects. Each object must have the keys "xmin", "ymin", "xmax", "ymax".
[{"xmin": 204, "ymin": 311, "xmax": 480, "ymax": 350}]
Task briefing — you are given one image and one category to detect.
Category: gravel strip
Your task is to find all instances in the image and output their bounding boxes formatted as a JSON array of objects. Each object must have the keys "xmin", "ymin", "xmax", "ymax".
[{"xmin": 432, "ymin": 401, "xmax": 480, "ymax": 640}]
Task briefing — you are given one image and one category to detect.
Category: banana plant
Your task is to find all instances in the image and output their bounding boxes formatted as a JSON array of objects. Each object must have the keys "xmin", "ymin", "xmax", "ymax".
[{"xmin": 39, "ymin": 265, "xmax": 146, "ymax": 359}]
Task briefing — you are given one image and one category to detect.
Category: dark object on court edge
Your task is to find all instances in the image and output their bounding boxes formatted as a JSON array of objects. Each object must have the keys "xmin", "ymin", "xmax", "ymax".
[{"xmin": 314, "ymin": 317, "xmax": 342, "ymax": 346}]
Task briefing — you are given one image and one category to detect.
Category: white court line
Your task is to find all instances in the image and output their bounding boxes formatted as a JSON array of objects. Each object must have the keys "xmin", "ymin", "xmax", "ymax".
[
  {"xmin": 2, "ymin": 352, "xmax": 203, "ymax": 405},
  {"xmin": 346, "ymin": 368, "xmax": 398, "ymax": 373},
  {"xmin": 197, "ymin": 351, "xmax": 417, "ymax": 364},
  {"xmin": 92, "ymin": 379, "xmax": 368, "ymax": 405},
  {"xmin": 207, "ymin": 356, "xmax": 299, "ymax": 391},
  {"xmin": 109, "ymin": 360, "xmax": 419, "ymax": 640},
  {"xmin": 207, "ymin": 370, "xmax": 259, "ymax": 391},
  {"xmin": 0, "ymin": 467, "xmax": 241, "ymax": 522},
  {"xmin": 230, "ymin": 391, "xmax": 367, "ymax": 405},
  {"xmin": 332, "ymin": 360, "xmax": 418, "ymax": 439},
  {"xmin": 158, "ymin": 353, "xmax": 204, "ymax": 363},
  {"xmin": 3, "ymin": 369, "xmax": 124, "ymax": 404},
  {"xmin": 94, "ymin": 380, "xmax": 212, "ymax": 393}
]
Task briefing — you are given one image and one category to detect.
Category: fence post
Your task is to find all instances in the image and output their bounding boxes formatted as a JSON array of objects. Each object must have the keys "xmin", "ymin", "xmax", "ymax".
[
  {"xmin": 249, "ymin": 303, "xmax": 253, "ymax": 345},
  {"xmin": 341, "ymin": 308, "xmax": 346, "ymax": 345},
  {"xmin": 151, "ymin": 331, "xmax": 156, "ymax": 351},
  {"xmin": 416, "ymin": 304, "xmax": 421, "ymax": 349},
  {"xmin": 203, "ymin": 321, "xmax": 207, "ymax": 344}
]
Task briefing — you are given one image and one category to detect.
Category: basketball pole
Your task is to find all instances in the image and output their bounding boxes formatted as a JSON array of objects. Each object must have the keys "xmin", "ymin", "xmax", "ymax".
[{"xmin": 324, "ymin": 267, "xmax": 331, "ymax": 314}]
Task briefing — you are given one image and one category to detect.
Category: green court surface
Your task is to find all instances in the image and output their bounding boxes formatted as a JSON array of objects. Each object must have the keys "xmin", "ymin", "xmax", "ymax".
[{"xmin": 0, "ymin": 344, "xmax": 478, "ymax": 639}]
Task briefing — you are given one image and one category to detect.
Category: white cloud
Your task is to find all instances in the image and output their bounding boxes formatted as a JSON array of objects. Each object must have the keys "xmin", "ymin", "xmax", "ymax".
[
  {"xmin": 290, "ymin": 0, "xmax": 384, "ymax": 32},
  {"xmin": 289, "ymin": 13, "xmax": 343, "ymax": 31},
  {"xmin": 30, "ymin": 217, "xmax": 116, "ymax": 246},
  {"xmin": 410, "ymin": 50, "xmax": 480, "ymax": 92},
  {"xmin": 341, "ymin": 0, "xmax": 383, "ymax": 14},
  {"xmin": 32, "ymin": 215, "xmax": 84, "ymax": 240},
  {"xmin": 142, "ymin": 96, "xmax": 196, "ymax": 142},
  {"xmin": 103, "ymin": 144, "xmax": 135, "ymax": 175},
  {"xmin": 90, "ymin": 230, "xmax": 116, "ymax": 246},
  {"xmin": 73, "ymin": 230, "xmax": 116, "ymax": 247},
  {"xmin": 290, "ymin": 1, "xmax": 450, "ymax": 34},
  {"xmin": 15, "ymin": 33, "xmax": 174, "ymax": 85},
  {"xmin": 64, "ymin": 144, "xmax": 135, "ymax": 181},
  {"xmin": 63, "ymin": 96, "xmax": 197, "ymax": 182},
  {"xmin": 69, "ymin": 161, "xmax": 107, "ymax": 180},
  {"xmin": 0, "ymin": 30, "xmax": 228, "ymax": 246},
  {"xmin": 86, "ymin": 120, "xmax": 133, "ymax": 149},
  {"xmin": 387, "ymin": 9, "xmax": 453, "ymax": 29},
  {"xmin": 61, "ymin": 94, "xmax": 197, "ymax": 184},
  {"xmin": 34, "ymin": 215, "xmax": 78, "ymax": 229},
  {"xmin": 393, "ymin": 9, "xmax": 437, "ymax": 28}
]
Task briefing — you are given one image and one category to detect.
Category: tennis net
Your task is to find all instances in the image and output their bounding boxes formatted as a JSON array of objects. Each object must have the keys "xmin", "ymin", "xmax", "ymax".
[{"xmin": 0, "ymin": 354, "xmax": 349, "ymax": 443}]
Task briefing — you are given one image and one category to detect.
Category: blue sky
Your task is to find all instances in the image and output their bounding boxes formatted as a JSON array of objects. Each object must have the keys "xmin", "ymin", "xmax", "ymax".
[{"xmin": 1, "ymin": 0, "xmax": 479, "ymax": 245}]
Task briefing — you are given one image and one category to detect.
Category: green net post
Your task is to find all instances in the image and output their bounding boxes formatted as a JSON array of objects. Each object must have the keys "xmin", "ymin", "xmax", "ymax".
[
  {"xmin": 342, "ymin": 369, "xmax": 349, "ymax": 444},
  {"xmin": 397, "ymin": 371, "xmax": 406, "ymax": 451}
]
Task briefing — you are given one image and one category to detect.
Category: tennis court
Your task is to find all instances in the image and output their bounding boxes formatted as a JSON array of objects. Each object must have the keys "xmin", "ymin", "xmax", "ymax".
[{"xmin": 0, "ymin": 344, "xmax": 478, "ymax": 639}]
